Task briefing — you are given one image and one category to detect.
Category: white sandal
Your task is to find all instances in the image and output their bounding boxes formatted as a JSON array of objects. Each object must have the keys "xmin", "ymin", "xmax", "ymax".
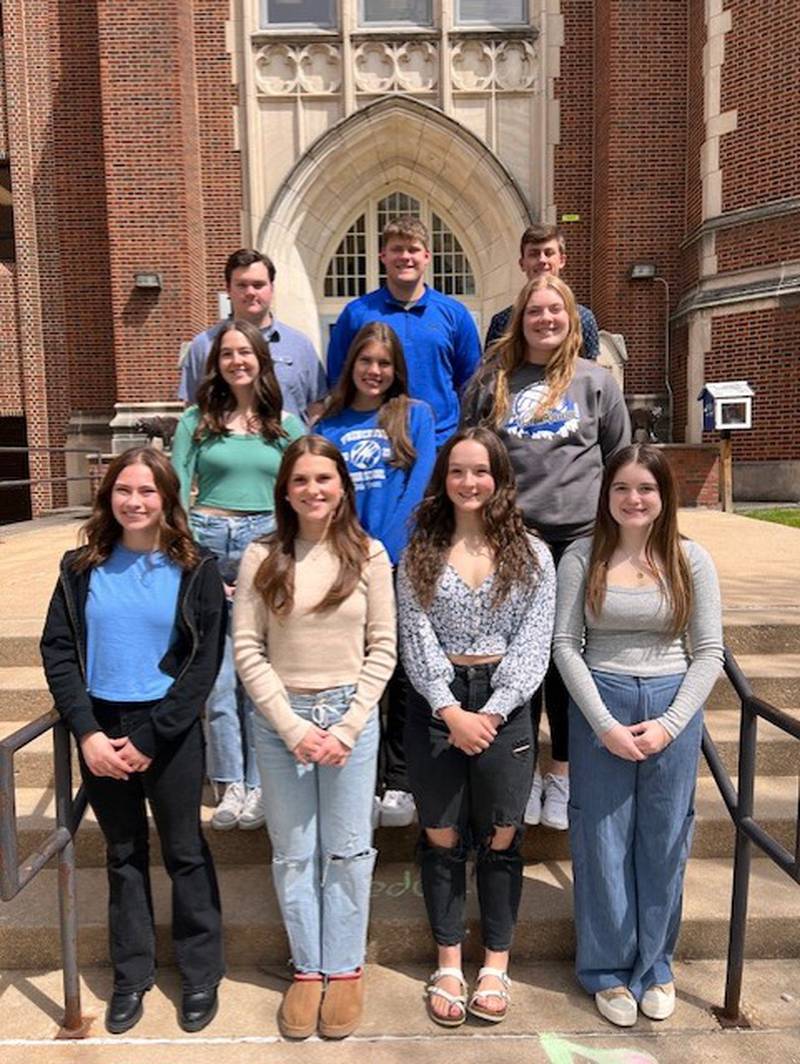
[
  {"xmin": 426, "ymin": 967, "xmax": 467, "ymax": 1028},
  {"xmin": 468, "ymin": 966, "xmax": 511, "ymax": 1023}
]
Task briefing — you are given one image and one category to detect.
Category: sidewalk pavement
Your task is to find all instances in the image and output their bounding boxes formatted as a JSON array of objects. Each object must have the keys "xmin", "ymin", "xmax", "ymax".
[
  {"xmin": 0, "ymin": 960, "xmax": 797, "ymax": 1063},
  {"xmin": 2, "ymin": 508, "xmax": 798, "ymax": 635}
]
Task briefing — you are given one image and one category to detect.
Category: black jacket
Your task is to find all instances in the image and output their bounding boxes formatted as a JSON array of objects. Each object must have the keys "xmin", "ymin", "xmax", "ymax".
[{"xmin": 40, "ymin": 547, "xmax": 227, "ymax": 758}]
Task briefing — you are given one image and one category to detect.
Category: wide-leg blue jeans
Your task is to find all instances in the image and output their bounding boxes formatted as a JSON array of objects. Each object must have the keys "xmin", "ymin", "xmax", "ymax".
[
  {"xmin": 252, "ymin": 686, "xmax": 379, "ymax": 975},
  {"xmin": 189, "ymin": 511, "xmax": 274, "ymax": 789},
  {"xmin": 568, "ymin": 670, "xmax": 702, "ymax": 1000}
]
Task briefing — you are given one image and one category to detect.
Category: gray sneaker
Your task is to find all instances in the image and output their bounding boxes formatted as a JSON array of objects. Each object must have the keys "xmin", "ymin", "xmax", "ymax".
[
  {"xmin": 540, "ymin": 773, "xmax": 569, "ymax": 831},
  {"xmin": 238, "ymin": 786, "xmax": 266, "ymax": 830},
  {"xmin": 211, "ymin": 781, "xmax": 245, "ymax": 831}
]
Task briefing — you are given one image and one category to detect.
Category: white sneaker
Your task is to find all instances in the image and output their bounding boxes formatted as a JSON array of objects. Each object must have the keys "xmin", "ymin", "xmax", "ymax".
[
  {"xmin": 379, "ymin": 789, "xmax": 416, "ymax": 827},
  {"xmin": 540, "ymin": 772, "xmax": 569, "ymax": 831},
  {"xmin": 640, "ymin": 982, "xmax": 676, "ymax": 1020},
  {"xmin": 595, "ymin": 987, "xmax": 637, "ymax": 1027},
  {"xmin": 238, "ymin": 786, "xmax": 266, "ymax": 830},
  {"xmin": 524, "ymin": 771, "xmax": 543, "ymax": 826},
  {"xmin": 211, "ymin": 781, "xmax": 245, "ymax": 831}
]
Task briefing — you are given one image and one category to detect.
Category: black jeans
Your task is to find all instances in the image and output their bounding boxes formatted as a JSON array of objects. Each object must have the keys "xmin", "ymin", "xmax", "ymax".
[
  {"xmin": 381, "ymin": 660, "xmax": 411, "ymax": 792},
  {"xmin": 532, "ymin": 539, "xmax": 570, "ymax": 763},
  {"xmin": 80, "ymin": 699, "xmax": 224, "ymax": 993},
  {"xmin": 405, "ymin": 664, "xmax": 535, "ymax": 951}
]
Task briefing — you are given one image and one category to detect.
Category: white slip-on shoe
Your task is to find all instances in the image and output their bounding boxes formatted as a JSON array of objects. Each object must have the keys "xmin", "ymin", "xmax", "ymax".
[
  {"xmin": 594, "ymin": 986, "xmax": 637, "ymax": 1027},
  {"xmin": 640, "ymin": 981, "xmax": 676, "ymax": 1020}
]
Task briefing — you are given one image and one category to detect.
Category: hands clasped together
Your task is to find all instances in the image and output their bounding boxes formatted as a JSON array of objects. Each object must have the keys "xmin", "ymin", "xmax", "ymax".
[
  {"xmin": 439, "ymin": 705, "xmax": 504, "ymax": 756},
  {"xmin": 292, "ymin": 726, "xmax": 351, "ymax": 767},
  {"xmin": 80, "ymin": 732, "xmax": 152, "ymax": 779},
  {"xmin": 600, "ymin": 719, "xmax": 672, "ymax": 761}
]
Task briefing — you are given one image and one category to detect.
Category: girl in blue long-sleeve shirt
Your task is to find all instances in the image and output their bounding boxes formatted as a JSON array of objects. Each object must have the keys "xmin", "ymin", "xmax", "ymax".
[
  {"xmin": 318, "ymin": 322, "xmax": 436, "ymax": 566},
  {"xmin": 318, "ymin": 321, "xmax": 436, "ymax": 826}
]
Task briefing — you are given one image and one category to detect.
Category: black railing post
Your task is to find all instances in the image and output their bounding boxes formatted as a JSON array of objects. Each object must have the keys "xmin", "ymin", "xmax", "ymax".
[
  {"xmin": 722, "ymin": 671, "xmax": 758, "ymax": 1021},
  {"xmin": 53, "ymin": 722, "xmax": 84, "ymax": 1034}
]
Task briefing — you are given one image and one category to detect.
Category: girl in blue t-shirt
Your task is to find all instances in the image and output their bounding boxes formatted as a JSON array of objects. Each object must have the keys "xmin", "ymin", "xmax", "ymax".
[
  {"xmin": 317, "ymin": 322, "xmax": 436, "ymax": 827},
  {"xmin": 41, "ymin": 446, "xmax": 226, "ymax": 1035}
]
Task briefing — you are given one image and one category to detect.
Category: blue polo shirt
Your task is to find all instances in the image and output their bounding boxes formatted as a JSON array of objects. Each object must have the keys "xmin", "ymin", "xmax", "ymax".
[
  {"xmin": 178, "ymin": 317, "xmax": 327, "ymax": 420},
  {"xmin": 326, "ymin": 286, "xmax": 481, "ymax": 447}
]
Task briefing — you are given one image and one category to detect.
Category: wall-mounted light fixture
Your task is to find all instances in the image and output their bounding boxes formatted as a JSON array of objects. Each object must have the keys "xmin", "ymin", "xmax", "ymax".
[
  {"xmin": 629, "ymin": 262, "xmax": 671, "ymax": 437},
  {"xmin": 629, "ymin": 263, "xmax": 657, "ymax": 280},
  {"xmin": 134, "ymin": 272, "xmax": 163, "ymax": 289}
]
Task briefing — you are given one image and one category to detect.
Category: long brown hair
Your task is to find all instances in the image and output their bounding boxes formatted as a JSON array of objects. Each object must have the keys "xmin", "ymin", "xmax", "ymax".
[
  {"xmin": 403, "ymin": 427, "xmax": 540, "ymax": 609},
  {"xmin": 322, "ymin": 322, "xmax": 417, "ymax": 470},
  {"xmin": 194, "ymin": 319, "xmax": 287, "ymax": 443},
  {"xmin": 73, "ymin": 446, "xmax": 200, "ymax": 572},
  {"xmin": 586, "ymin": 444, "xmax": 692, "ymax": 636},
  {"xmin": 477, "ymin": 275, "xmax": 583, "ymax": 429},
  {"xmin": 254, "ymin": 435, "xmax": 370, "ymax": 615}
]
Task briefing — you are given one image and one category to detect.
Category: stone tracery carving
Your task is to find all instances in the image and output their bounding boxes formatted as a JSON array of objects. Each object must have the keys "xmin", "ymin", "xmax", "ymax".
[
  {"xmin": 450, "ymin": 39, "xmax": 537, "ymax": 93},
  {"xmin": 353, "ymin": 40, "xmax": 438, "ymax": 95},
  {"xmin": 255, "ymin": 43, "xmax": 342, "ymax": 96}
]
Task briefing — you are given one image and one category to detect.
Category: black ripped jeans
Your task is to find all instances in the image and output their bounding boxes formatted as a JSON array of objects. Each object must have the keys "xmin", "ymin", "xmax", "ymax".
[{"xmin": 405, "ymin": 663, "xmax": 535, "ymax": 951}]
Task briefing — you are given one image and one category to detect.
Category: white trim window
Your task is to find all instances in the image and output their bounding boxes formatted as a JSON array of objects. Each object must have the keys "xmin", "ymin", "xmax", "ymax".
[
  {"xmin": 261, "ymin": 0, "xmax": 336, "ymax": 27},
  {"xmin": 456, "ymin": 0, "xmax": 527, "ymax": 26},
  {"xmin": 359, "ymin": 0, "xmax": 433, "ymax": 26}
]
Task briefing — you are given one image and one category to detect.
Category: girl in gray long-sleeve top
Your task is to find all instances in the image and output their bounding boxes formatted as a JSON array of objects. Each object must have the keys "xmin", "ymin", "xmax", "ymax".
[
  {"xmin": 552, "ymin": 444, "xmax": 724, "ymax": 1029},
  {"xmin": 461, "ymin": 274, "xmax": 631, "ymax": 833}
]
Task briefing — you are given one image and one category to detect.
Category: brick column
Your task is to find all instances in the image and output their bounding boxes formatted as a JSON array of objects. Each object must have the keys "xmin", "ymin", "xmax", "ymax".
[{"xmin": 96, "ymin": 0, "xmax": 208, "ymax": 404}]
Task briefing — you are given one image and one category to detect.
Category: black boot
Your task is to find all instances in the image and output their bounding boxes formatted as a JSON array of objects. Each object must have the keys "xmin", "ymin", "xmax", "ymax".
[
  {"xmin": 179, "ymin": 986, "xmax": 219, "ymax": 1032},
  {"xmin": 106, "ymin": 988, "xmax": 147, "ymax": 1034}
]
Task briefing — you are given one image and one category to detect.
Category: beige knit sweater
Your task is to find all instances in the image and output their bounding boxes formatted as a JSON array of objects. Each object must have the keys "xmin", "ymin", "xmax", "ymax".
[{"xmin": 233, "ymin": 536, "xmax": 396, "ymax": 752}]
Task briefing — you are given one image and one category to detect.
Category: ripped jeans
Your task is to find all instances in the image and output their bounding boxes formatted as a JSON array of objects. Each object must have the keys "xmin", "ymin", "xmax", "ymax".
[
  {"xmin": 252, "ymin": 686, "xmax": 379, "ymax": 975},
  {"xmin": 405, "ymin": 663, "xmax": 535, "ymax": 951}
]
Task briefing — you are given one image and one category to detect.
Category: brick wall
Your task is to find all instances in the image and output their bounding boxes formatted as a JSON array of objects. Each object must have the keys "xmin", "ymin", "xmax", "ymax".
[
  {"xmin": 591, "ymin": 2, "xmax": 688, "ymax": 396},
  {"xmin": 703, "ymin": 306, "xmax": 800, "ymax": 461},
  {"xmin": 719, "ymin": 0, "xmax": 800, "ymax": 214},
  {"xmin": 193, "ymin": 0, "xmax": 242, "ymax": 324},
  {"xmin": 660, "ymin": 445, "xmax": 720, "ymax": 508},
  {"xmin": 96, "ymin": 0, "xmax": 209, "ymax": 404},
  {"xmin": 553, "ymin": 0, "xmax": 594, "ymax": 310},
  {"xmin": 715, "ymin": 217, "xmax": 800, "ymax": 274}
]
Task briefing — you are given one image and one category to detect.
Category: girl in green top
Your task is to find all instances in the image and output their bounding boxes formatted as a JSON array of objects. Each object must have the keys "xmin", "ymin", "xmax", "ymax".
[{"xmin": 171, "ymin": 319, "xmax": 305, "ymax": 830}]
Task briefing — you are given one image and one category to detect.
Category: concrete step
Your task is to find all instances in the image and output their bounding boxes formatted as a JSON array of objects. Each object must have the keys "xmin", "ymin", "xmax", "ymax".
[
  {"xmin": 8, "ymin": 773, "xmax": 798, "ymax": 868},
  {"xmin": 2, "ymin": 705, "xmax": 797, "ymax": 790},
  {"xmin": 1, "ymin": 857, "xmax": 798, "ymax": 971},
  {"xmin": 1, "ymin": 959, "xmax": 798, "ymax": 1058}
]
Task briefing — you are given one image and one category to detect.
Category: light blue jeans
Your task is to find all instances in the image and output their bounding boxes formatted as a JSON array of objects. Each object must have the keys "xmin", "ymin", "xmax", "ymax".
[
  {"xmin": 252, "ymin": 686, "xmax": 379, "ymax": 975},
  {"xmin": 568, "ymin": 670, "xmax": 703, "ymax": 1001},
  {"xmin": 189, "ymin": 510, "xmax": 275, "ymax": 790}
]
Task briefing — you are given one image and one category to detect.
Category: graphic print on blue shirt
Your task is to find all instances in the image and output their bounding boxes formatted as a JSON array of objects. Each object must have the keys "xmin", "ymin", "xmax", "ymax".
[
  {"xmin": 342, "ymin": 427, "xmax": 391, "ymax": 490},
  {"xmin": 506, "ymin": 381, "xmax": 581, "ymax": 441}
]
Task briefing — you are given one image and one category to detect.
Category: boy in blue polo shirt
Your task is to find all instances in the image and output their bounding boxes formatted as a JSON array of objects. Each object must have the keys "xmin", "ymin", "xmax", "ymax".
[{"xmin": 326, "ymin": 217, "xmax": 481, "ymax": 447}]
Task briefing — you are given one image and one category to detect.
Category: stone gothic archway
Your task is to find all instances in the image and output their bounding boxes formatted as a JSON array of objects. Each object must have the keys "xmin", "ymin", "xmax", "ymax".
[{"xmin": 258, "ymin": 96, "xmax": 534, "ymax": 353}]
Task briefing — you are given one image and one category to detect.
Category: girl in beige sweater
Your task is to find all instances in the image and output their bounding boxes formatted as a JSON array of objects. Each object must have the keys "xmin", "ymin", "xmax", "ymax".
[{"xmin": 233, "ymin": 435, "xmax": 396, "ymax": 1040}]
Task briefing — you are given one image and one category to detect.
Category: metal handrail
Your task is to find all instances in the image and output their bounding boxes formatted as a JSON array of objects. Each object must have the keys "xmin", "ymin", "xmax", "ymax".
[
  {"xmin": 701, "ymin": 646, "xmax": 800, "ymax": 1024},
  {"xmin": 0, "ymin": 711, "xmax": 89, "ymax": 1035}
]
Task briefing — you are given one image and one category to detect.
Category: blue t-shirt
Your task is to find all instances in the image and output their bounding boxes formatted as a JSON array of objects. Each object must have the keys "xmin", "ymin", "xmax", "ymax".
[
  {"xmin": 178, "ymin": 317, "xmax": 327, "ymax": 420},
  {"xmin": 317, "ymin": 400, "xmax": 436, "ymax": 565},
  {"xmin": 86, "ymin": 545, "xmax": 182, "ymax": 701},
  {"xmin": 326, "ymin": 286, "xmax": 481, "ymax": 446}
]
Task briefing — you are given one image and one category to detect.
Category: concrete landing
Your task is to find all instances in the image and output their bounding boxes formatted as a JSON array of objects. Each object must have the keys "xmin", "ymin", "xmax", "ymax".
[{"xmin": 0, "ymin": 961, "xmax": 797, "ymax": 1063}]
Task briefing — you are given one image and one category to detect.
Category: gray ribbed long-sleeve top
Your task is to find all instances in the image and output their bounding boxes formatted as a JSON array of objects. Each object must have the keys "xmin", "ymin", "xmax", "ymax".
[{"xmin": 552, "ymin": 537, "xmax": 724, "ymax": 738}]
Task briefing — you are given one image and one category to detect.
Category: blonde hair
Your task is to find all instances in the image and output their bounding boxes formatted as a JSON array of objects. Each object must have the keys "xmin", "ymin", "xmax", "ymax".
[{"xmin": 483, "ymin": 275, "xmax": 583, "ymax": 430}]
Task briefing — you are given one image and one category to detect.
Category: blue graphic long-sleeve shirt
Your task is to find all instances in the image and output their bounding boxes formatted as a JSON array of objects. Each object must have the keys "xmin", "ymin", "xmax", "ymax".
[
  {"xmin": 326, "ymin": 286, "xmax": 481, "ymax": 447},
  {"xmin": 317, "ymin": 400, "xmax": 436, "ymax": 565}
]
